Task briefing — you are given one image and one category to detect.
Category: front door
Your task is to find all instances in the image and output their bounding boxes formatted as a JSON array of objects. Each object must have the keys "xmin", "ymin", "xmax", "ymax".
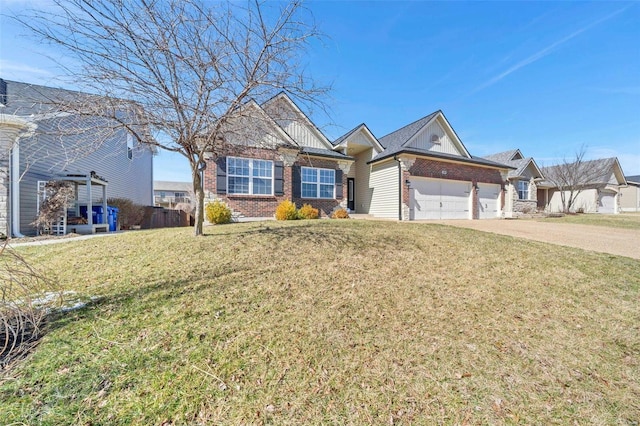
[{"xmin": 347, "ymin": 178, "xmax": 355, "ymax": 211}]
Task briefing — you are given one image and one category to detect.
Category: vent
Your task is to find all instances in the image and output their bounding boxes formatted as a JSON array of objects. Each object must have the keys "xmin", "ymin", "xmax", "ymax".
[
  {"xmin": 0, "ymin": 79, "xmax": 6, "ymax": 106},
  {"xmin": 431, "ymin": 134, "xmax": 440, "ymax": 144}
]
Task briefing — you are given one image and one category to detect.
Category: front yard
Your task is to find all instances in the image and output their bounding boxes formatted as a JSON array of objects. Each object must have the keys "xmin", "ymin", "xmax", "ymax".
[
  {"xmin": 1, "ymin": 220, "xmax": 639, "ymax": 424},
  {"xmin": 537, "ymin": 212, "xmax": 640, "ymax": 229}
]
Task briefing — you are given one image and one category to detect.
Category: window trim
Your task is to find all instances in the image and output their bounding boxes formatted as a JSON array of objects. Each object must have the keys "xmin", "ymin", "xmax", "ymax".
[
  {"xmin": 227, "ymin": 156, "xmax": 274, "ymax": 196},
  {"xmin": 301, "ymin": 166, "xmax": 336, "ymax": 199},
  {"xmin": 126, "ymin": 133, "xmax": 134, "ymax": 160},
  {"xmin": 517, "ymin": 180, "xmax": 529, "ymax": 200}
]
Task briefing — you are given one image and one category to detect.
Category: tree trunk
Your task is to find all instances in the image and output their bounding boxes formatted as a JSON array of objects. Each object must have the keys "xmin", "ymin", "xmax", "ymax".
[{"xmin": 192, "ymin": 169, "xmax": 205, "ymax": 236}]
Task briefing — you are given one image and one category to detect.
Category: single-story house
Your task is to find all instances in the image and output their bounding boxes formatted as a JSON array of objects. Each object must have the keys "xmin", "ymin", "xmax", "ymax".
[
  {"xmin": 203, "ymin": 93, "xmax": 354, "ymax": 219},
  {"xmin": 0, "ymin": 79, "xmax": 154, "ymax": 236},
  {"xmin": 154, "ymin": 181, "xmax": 192, "ymax": 209},
  {"xmin": 538, "ymin": 158, "xmax": 626, "ymax": 214},
  {"xmin": 203, "ymin": 95, "xmax": 513, "ymax": 221},
  {"xmin": 620, "ymin": 175, "xmax": 640, "ymax": 212},
  {"xmin": 483, "ymin": 149, "xmax": 544, "ymax": 217}
]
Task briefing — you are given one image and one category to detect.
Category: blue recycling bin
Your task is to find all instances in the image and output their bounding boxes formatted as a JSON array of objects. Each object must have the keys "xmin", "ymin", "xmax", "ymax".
[
  {"xmin": 79, "ymin": 205, "xmax": 105, "ymax": 224},
  {"xmin": 107, "ymin": 206, "xmax": 119, "ymax": 232}
]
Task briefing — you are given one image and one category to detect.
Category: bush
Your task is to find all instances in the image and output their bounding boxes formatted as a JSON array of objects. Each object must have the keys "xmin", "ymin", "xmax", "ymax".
[
  {"xmin": 107, "ymin": 198, "xmax": 146, "ymax": 229},
  {"xmin": 331, "ymin": 208, "xmax": 350, "ymax": 219},
  {"xmin": 205, "ymin": 200, "xmax": 232, "ymax": 224},
  {"xmin": 275, "ymin": 200, "xmax": 298, "ymax": 221},
  {"xmin": 298, "ymin": 203, "xmax": 319, "ymax": 220}
]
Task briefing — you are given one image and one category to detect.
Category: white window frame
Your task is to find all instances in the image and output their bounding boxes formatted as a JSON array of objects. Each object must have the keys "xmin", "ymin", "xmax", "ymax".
[
  {"xmin": 126, "ymin": 133, "xmax": 134, "ymax": 160},
  {"xmin": 517, "ymin": 180, "xmax": 529, "ymax": 200},
  {"xmin": 227, "ymin": 157, "xmax": 274, "ymax": 196},
  {"xmin": 301, "ymin": 166, "xmax": 335, "ymax": 199}
]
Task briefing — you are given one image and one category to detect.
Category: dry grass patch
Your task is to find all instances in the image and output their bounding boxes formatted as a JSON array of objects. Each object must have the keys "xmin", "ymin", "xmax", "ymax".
[
  {"xmin": 538, "ymin": 212, "xmax": 640, "ymax": 229},
  {"xmin": 1, "ymin": 221, "xmax": 638, "ymax": 424}
]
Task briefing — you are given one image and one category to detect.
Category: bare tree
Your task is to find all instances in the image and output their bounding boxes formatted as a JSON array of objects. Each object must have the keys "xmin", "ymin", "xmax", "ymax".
[
  {"xmin": 543, "ymin": 147, "xmax": 614, "ymax": 213},
  {"xmin": 14, "ymin": 0, "xmax": 329, "ymax": 236}
]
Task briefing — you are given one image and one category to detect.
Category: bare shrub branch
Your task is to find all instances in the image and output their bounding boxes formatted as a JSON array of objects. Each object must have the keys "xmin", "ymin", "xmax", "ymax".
[
  {"xmin": 0, "ymin": 243, "xmax": 60, "ymax": 371},
  {"xmin": 14, "ymin": 0, "xmax": 331, "ymax": 236}
]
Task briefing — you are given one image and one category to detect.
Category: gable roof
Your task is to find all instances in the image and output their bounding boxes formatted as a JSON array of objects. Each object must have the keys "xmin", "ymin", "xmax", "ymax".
[
  {"xmin": 625, "ymin": 175, "xmax": 640, "ymax": 185},
  {"xmin": 378, "ymin": 111, "xmax": 440, "ymax": 153},
  {"xmin": 261, "ymin": 92, "xmax": 334, "ymax": 150},
  {"xmin": 484, "ymin": 149, "xmax": 523, "ymax": 164},
  {"xmin": 484, "ymin": 150, "xmax": 543, "ymax": 180},
  {"xmin": 1, "ymin": 79, "xmax": 95, "ymax": 116},
  {"xmin": 540, "ymin": 157, "xmax": 626, "ymax": 187},
  {"xmin": 332, "ymin": 123, "xmax": 384, "ymax": 152},
  {"xmin": 154, "ymin": 181, "xmax": 192, "ymax": 192},
  {"xmin": 369, "ymin": 111, "xmax": 510, "ymax": 169}
]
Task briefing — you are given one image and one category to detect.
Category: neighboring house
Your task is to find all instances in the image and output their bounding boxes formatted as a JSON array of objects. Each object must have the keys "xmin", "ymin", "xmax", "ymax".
[
  {"xmin": 620, "ymin": 175, "xmax": 640, "ymax": 212},
  {"xmin": 334, "ymin": 111, "xmax": 513, "ymax": 220},
  {"xmin": 203, "ymin": 93, "xmax": 353, "ymax": 218},
  {"xmin": 538, "ymin": 158, "xmax": 626, "ymax": 214},
  {"xmin": 483, "ymin": 149, "xmax": 544, "ymax": 217},
  {"xmin": 154, "ymin": 181, "xmax": 192, "ymax": 209},
  {"xmin": 0, "ymin": 79, "xmax": 154, "ymax": 236},
  {"xmin": 203, "ymin": 97, "xmax": 512, "ymax": 221}
]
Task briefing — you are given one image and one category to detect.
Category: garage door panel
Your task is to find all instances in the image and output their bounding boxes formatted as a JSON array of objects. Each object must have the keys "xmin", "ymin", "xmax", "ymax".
[
  {"xmin": 410, "ymin": 178, "xmax": 470, "ymax": 220},
  {"xmin": 598, "ymin": 193, "xmax": 615, "ymax": 214},
  {"xmin": 478, "ymin": 183, "xmax": 500, "ymax": 219}
]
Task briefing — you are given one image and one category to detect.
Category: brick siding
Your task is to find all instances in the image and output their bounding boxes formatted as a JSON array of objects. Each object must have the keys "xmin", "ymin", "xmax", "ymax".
[{"xmin": 204, "ymin": 146, "xmax": 346, "ymax": 218}]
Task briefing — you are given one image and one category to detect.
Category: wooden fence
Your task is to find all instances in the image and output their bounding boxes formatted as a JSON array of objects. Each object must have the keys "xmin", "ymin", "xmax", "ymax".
[{"xmin": 140, "ymin": 207, "xmax": 193, "ymax": 229}]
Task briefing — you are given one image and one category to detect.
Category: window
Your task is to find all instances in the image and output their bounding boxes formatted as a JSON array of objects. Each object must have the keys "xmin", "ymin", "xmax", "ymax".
[
  {"xmin": 127, "ymin": 133, "xmax": 134, "ymax": 160},
  {"xmin": 227, "ymin": 157, "xmax": 273, "ymax": 195},
  {"xmin": 302, "ymin": 167, "xmax": 335, "ymax": 199},
  {"xmin": 517, "ymin": 180, "xmax": 529, "ymax": 200}
]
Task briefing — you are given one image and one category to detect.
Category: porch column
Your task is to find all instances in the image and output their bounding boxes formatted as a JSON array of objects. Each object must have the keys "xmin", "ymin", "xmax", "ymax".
[{"xmin": 86, "ymin": 175, "xmax": 93, "ymax": 225}]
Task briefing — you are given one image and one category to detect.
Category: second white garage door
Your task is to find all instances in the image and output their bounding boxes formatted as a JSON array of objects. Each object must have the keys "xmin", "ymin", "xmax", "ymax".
[
  {"xmin": 598, "ymin": 192, "xmax": 616, "ymax": 214},
  {"xmin": 410, "ymin": 178, "xmax": 471, "ymax": 220},
  {"xmin": 478, "ymin": 183, "xmax": 501, "ymax": 219}
]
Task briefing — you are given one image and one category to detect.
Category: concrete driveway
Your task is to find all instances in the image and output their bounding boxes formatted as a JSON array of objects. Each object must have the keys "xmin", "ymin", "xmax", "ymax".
[{"xmin": 433, "ymin": 219, "xmax": 640, "ymax": 260}]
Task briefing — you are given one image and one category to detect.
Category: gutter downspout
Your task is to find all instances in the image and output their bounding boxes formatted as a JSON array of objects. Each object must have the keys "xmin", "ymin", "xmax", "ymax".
[
  {"xmin": 0, "ymin": 113, "xmax": 35, "ymax": 238},
  {"xmin": 395, "ymin": 155, "xmax": 402, "ymax": 221},
  {"xmin": 11, "ymin": 139, "xmax": 25, "ymax": 237}
]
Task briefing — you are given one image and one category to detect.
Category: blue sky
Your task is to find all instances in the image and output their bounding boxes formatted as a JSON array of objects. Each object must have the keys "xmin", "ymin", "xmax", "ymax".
[{"xmin": 1, "ymin": 1, "xmax": 639, "ymax": 180}]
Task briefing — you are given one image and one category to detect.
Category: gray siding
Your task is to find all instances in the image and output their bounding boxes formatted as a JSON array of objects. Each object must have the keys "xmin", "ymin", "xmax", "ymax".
[{"xmin": 18, "ymin": 116, "xmax": 153, "ymax": 235}]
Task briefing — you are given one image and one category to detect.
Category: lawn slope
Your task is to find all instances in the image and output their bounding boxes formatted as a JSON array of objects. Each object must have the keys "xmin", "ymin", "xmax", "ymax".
[{"xmin": 2, "ymin": 220, "xmax": 639, "ymax": 424}]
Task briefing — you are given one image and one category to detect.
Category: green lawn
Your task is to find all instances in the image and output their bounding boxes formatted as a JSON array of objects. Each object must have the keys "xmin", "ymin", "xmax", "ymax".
[
  {"xmin": 537, "ymin": 212, "xmax": 640, "ymax": 229},
  {"xmin": 2, "ymin": 221, "xmax": 639, "ymax": 425}
]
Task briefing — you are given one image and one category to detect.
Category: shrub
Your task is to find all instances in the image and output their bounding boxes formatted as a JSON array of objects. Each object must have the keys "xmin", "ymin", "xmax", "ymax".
[
  {"xmin": 32, "ymin": 181, "xmax": 74, "ymax": 235},
  {"xmin": 298, "ymin": 203, "xmax": 319, "ymax": 220},
  {"xmin": 205, "ymin": 200, "xmax": 232, "ymax": 224},
  {"xmin": 331, "ymin": 208, "xmax": 350, "ymax": 219},
  {"xmin": 107, "ymin": 198, "xmax": 146, "ymax": 229},
  {"xmin": 275, "ymin": 200, "xmax": 298, "ymax": 221}
]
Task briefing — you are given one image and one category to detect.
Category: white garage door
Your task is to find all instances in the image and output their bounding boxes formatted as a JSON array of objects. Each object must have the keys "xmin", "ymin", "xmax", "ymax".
[
  {"xmin": 478, "ymin": 183, "xmax": 500, "ymax": 219},
  {"xmin": 410, "ymin": 178, "xmax": 471, "ymax": 220},
  {"xmin": 598, "ymin": 192, "xmax": 616, "ymax": 214}
]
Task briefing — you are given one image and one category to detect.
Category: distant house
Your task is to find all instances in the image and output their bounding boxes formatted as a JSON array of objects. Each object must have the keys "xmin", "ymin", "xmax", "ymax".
[
  {"xmin": 620, "ymin": 175, "xmax": 640, "ymax": 212},
  {"xmin": 154, "ymin": 181, "xmax": 192, "ymax": 209},
  {"xmin": 0, "ymin": 79, "xmax": 154, "ymax": 236},
  {"xmin": 538, "ymin": 158, "xmax": 626, "ymax": 214},
  {"xmin": 483, "ymin": 149, "xmax": 544, "ymax": 217}
]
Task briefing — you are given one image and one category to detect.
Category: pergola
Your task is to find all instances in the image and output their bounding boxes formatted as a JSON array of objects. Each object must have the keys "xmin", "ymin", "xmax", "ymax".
[{"xmin": 61, "ymin": 173, "xmax": 109, "ymax": 234}]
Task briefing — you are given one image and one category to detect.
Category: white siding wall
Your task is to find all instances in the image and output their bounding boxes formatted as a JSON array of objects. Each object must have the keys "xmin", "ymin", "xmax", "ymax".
[
  {"xmin": 279, "ymin": 120, "xmax": 327, "ymax": 149},
  {"xmin": 408, "ymin": 119, "xmax": 464, "ymax": 156},
  {"xmin": 620, "ymin": 185, "xmax": 640, "ymax": 211},
  {"xmin": 263, "ymin": 98, "xmax": 328, "ymax": 150},
  {"xmin": 548, "ymin": 188, "xmax": 598, "ymax": 213},
  {"xmin": 354, "ymin": 148, "xmax": 374, "ymax": 214},
  {"xmin": 369, "ymin": 159, "xmax": 399, "ymax": 218}
]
